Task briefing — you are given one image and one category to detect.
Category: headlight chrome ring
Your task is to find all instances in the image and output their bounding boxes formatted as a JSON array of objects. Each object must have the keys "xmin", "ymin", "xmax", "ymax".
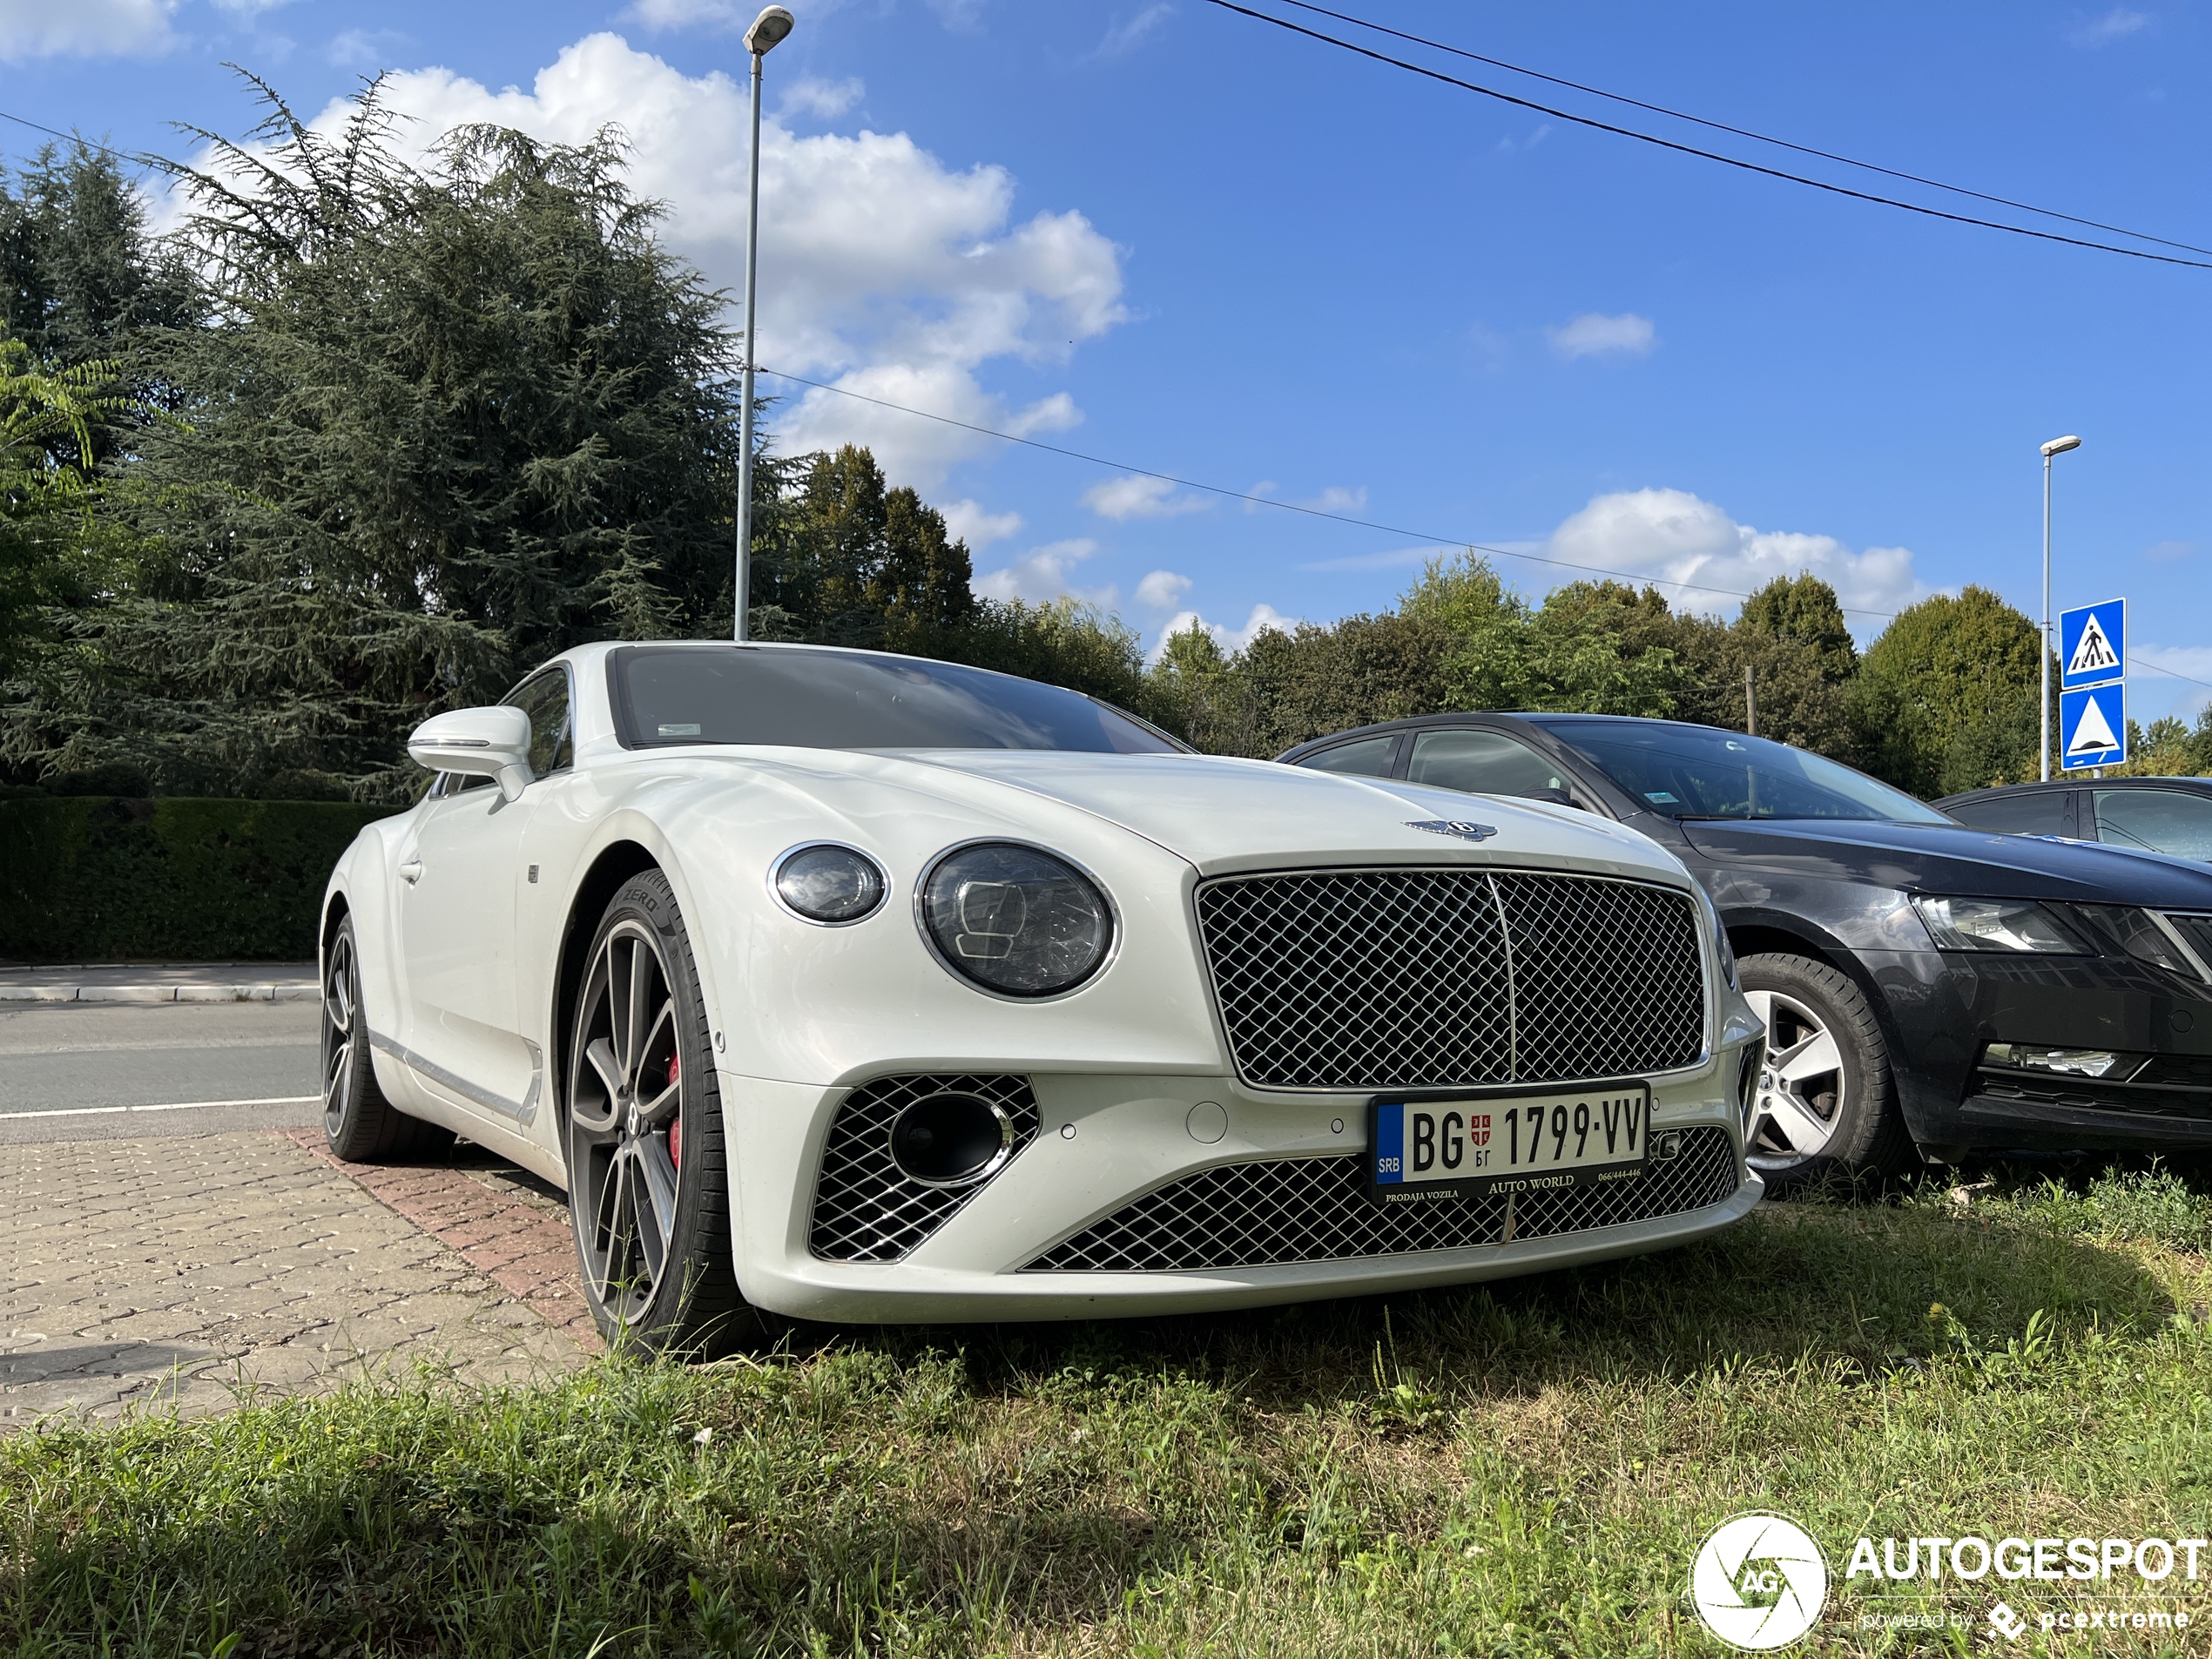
[
  {"xmin": 915, "ymin": 840, "xmax": 1118, "ymax": 999},
  {"xmin": 770, "ymin": 842, "xmax": 889, "ymax": 927}
]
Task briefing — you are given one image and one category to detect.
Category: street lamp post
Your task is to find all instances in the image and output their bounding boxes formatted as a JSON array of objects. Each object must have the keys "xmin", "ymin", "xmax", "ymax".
[
  {"xmin": 2039, "ymin": 434, "xmax": 2082, "ymax": 780},
  {"xmin": 734, "ymin": 5, "xmax": 796, "ymax": 643}
]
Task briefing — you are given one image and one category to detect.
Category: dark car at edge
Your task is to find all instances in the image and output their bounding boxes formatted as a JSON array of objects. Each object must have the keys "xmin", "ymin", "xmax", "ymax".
[{"xmin": 1279, "ymin": 713, "xmax": 2212, "ymax": 1188}]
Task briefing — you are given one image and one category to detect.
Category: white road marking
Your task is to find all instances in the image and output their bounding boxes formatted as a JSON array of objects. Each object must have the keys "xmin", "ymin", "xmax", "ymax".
[{"xmin": 0, "ymin": 1095, "xmax": 320, "ymax": 1122}]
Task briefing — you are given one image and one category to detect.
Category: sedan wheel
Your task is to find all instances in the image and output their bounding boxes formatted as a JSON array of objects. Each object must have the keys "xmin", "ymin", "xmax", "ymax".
[
  {"xmin": 320, "ymin": 915, "xmax": 451, "ymax": 1162},
  {"xmin": 1742, "ymin": 988, "xmax": 1845, "ymax": 1163},
  {"xmin": 1737, "ymin": 952, "xmax": 1914, "ymax": 1194},
  {"xmin": 565, "ymin": 871, "xmax": 752, "ymax": 1351}
]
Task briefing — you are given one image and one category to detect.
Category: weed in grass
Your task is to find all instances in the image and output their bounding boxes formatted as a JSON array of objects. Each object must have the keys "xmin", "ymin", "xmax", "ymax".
[{"xmin": 5, "ymin": 1170, "xmax": 2212, "ymax": 1655}]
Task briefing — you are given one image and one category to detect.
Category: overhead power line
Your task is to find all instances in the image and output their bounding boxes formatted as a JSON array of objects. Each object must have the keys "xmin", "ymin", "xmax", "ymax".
[
  {"xmin": 758, "ymin": 365, "xmax": 2212, "ymax": 696},
  {"xmin": 1200, "ymin": 0, "xmax": 2212, "ymax": 273},
  {"xmin": 0, "ymin": 110, "xmax": 164, "ymax": 170},
  {"xmin": 1268, "ymin": 0, "xmax": 2212, "ymax": 260}
]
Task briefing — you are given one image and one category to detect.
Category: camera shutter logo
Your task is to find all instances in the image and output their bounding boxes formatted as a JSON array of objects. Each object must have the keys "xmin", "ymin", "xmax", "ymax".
[{"xmin": 1690, "ymin": 1513, "xmax": 1830, "ymax": 1650}]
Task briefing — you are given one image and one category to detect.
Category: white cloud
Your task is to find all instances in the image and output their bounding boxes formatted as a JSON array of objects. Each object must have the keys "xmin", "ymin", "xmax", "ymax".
[
  {"xmin": 327, "ymin": 27, "xmax": 408, "ymax": 68},
  {"xmin": 2135, "ymin": 646, "xmax": 2212, "ymax": 719},
  {"xmin": 974, "ymin": 538, "xmax": 1113, "ymax": 605},
  {"xmin": 2073, "ymin": 7, "xmax": 2149, "ymax": 45},
  {"xmin": 1134, "ymin": 570, "xmax": 1192, "ymax": 610},
  {"xmin": 1548, "ymin": 312, "xmax": 1657, "ymax": 361},
  {"xmin": 781, "ymin": 75, "xmax": 864, "ymax": 118},
  {"xmin": 1155, "ymin": 603, "xmax": 1298, "ymax": 658},
  {"xmin": 1096, "ymin": 3, "xmax": 1173, "ymax": 58},
  {"xmin": 941, "ymin": 499, "xmax": 1022, "ymax": 550},
  {"xmin": 287, "ymin": 33, "xmax": 1124, "ymax": 489},
  {"xmin": 212, "ymin": 0, "xmax": 292, "ymax": 14},
  {"xmin": 622, "ymin": 0, "xmax": 743, "ymax": 30},
  {"xmin": 1544, "ymin": 488, "xmax": 1932, "ymax": 632},
  {"xmin": 1243, "ymin": 480, "xmax": 1278, "ymax": 514},
  {"xmin": 927, "ymin": 0, "xmax": 988, "ymax": 28},
  {"xmin": 1495, "ymin": 122, "xmax": 1550, "ymax": 155},
  {"xmin": 0, "ymin": 0, "xmax": 175, "ymax": 60},
  {"xmin": 1298, "ymin": 543, "xmax": 1467, "ymax": 574},
  {"xmin": 1301, "ymin": 484, "xmax": 1368, "ymax": 515},
  {"xmin": 1082, "ymin": 473, "xmax": 1209, "ymax": 521},
  {"xmin": 2146, "ymin": 539, "xmax": 2194, "ymax": 564}
]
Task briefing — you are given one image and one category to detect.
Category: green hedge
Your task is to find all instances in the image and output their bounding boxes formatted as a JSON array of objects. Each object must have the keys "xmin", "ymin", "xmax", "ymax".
[{"xmin": 0, "ymin": 798, "xmax": 396, "ymax": 962}]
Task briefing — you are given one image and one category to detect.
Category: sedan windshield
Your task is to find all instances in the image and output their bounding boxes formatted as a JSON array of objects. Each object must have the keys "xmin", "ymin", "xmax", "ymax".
[
  {"xmin": 609, "ymin": 644, "xmax": 1183, "ymax": 754},
  {"xmin": 1526, "ymin": 718, "xmax": 1952, "ymax": 824}
]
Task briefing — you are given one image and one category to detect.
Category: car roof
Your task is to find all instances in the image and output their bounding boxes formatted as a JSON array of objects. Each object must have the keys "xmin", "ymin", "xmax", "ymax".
[{"xmin": 1937, "ymin": 776, "xmax": 2212, "ymax": 806}]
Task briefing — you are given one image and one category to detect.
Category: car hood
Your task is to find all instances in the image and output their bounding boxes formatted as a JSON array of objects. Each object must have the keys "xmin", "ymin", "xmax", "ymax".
[
  {"xmin": 889, "ymin": 750, "xmax": 1689, "ymax": 882},
  {"xmin": 1676, "ymin": 816, "xmax": 2212, "ymax": 907}
]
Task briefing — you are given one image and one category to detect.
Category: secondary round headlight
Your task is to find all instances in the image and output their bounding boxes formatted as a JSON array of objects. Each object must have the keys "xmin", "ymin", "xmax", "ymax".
[
  {"xmin": 772, "ymin": 844, "xmax": 887, "ymax": 925},
  {"xmin": 920, "ymin": 842, "xmax": 1114, "ymax": 996}
]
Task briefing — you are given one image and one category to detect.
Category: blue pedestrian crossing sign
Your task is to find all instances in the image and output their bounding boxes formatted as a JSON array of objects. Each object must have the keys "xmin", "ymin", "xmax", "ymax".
[
  {"xmin": 2060, "ymin": 683, "xmax": 2128, "ymax": 770},
  {"xmin": 2060, "ymin": 598, "xmax": 2126, "ymax": 689}
]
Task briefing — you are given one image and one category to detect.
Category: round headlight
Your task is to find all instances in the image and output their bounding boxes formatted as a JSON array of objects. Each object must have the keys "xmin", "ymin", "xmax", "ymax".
[
  {"xmin": 772, "ymin": 844, "xmax": 887, "ymax": 925},
  {"xmin": 920, "ymin": 842, "xmax": 1114, "ymax": 997}
]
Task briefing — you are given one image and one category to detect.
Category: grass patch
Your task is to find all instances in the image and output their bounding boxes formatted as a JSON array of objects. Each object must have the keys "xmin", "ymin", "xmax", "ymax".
[{"xmin": 9, "ymin": 1165, "xmax": 2212, "ymax": 1655}]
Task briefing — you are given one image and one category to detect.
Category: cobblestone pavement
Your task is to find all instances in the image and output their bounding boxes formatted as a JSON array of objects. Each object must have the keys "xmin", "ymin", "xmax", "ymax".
[{"xmin": 2, "ymin": 1131, "xmax": 592, "ymax": 1426}]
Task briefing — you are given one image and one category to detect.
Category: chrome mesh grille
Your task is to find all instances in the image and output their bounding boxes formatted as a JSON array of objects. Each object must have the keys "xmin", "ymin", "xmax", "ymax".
[
  {"xmin": 808, "ymin": 1074, "xmax": 1039, "ymax": 1263},
  {"xmin": 1024, "ymin": 1125, "xmax": 1739, "ymax": 1271},
  {"xmin": 1509, "ymin": 1126, "xmax": 1739, "ymax": 1241},
  {"xmin": 1196, "ymin": 868, "xmax": 1706, "ymax": 1091}
]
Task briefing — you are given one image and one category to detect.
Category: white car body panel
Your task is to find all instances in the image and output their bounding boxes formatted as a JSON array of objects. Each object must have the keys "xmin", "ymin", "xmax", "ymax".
[{"xmin": 325, "ymin": 640, "xmax": 1764, "ymax": 1321}]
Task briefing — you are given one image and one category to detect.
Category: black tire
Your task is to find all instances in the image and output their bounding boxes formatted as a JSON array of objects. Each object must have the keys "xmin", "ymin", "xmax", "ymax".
[
  {"xmin": 1738, "ymin": 952, "xmax": 1915, "ymax": 1197},
  {"xmin": 321, "ymin": 914, "xmax": 455, "ymax": 1163},
  {"xmin": 563, "ymin": 870, "xmax": 759, "ymax": 1355}
]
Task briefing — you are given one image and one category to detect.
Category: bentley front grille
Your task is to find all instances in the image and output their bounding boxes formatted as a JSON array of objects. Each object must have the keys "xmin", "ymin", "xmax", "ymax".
[
  {"xmin": 808, "ymin": 1073, "xmax": 1040, "ymax": 1262},
  {"xmin": 1023, "ymin": 1124, "xmax": 1739, "ymax": 1272},
  {"xmin": 1196, "ymin": 868, "xmax": 1706, "ymax": 1092}
]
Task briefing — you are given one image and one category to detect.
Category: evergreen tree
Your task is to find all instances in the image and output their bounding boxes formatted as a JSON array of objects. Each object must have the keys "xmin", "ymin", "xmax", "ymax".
[
  {"xmin": 12, "ymin": 84, "xmax": 745, "ymax": 799},
  {"xmin": 1736, "ymin": 572, "xmax": 1858, "ymax": 682},
  {"xmin": 755, "ymin": 444, "xmax": 976, "ymax": 644}
]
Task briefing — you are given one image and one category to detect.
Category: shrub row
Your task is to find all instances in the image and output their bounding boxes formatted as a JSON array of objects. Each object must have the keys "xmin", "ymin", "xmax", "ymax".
[{"xmin": 0, "ymin": 797, "xmax": 395, "ymax": 962}]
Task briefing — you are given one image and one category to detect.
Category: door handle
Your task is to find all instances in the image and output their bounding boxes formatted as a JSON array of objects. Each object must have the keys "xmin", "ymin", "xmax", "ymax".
[{"xmin": 399, "ymin": 858, "xmax": 423, "ymax": 886}]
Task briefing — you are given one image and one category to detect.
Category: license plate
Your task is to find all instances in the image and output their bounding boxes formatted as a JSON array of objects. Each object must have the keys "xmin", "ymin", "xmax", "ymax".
[{"xmin": 1366, "ymin": 1082, "xmax": 1650, "ymax": 1204}]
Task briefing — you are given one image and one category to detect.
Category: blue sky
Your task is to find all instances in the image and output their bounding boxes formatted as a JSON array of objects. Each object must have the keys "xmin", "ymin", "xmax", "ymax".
[{"xmin": 4, "ymin": 0, "xmax": 2209, "ymax": 721}]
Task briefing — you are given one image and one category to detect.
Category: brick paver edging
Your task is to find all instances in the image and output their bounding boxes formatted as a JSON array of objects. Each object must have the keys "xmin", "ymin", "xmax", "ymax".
[{"xmin": 278, "ymin": 1129, "xmax": 603, "ymax": 1353}]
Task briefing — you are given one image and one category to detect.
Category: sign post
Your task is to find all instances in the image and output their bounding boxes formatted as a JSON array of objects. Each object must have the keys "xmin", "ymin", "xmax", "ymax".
[{"xmin": 2058, "ymin": 598, "xmax": 2127, "ymax": 772}]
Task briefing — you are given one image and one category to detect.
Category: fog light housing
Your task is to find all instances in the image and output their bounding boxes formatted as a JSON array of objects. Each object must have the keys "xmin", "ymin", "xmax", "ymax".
[
  {"xmin": 1982, "ymin": 1042, "xmax": 2146, "ymax": 1081},
  {"xmin": 888, "ymin": 1091, "xmax": 1015, "ymax": 1187}
]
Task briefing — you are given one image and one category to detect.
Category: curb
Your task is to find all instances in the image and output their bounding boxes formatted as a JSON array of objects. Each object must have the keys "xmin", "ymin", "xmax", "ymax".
[{"xmin": 0, "ymin": 983, "xmax": 319, "ymax": 1004}]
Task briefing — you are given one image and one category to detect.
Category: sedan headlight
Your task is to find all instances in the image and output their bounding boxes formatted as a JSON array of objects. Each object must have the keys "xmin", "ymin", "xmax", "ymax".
[
  {"xmin": 920, "ymin": 843, "xmax": 1115, "ymax": 997},
  {"xmin": 1912, "ymin": 896, "xmax": 2082, "ymax": 954}
]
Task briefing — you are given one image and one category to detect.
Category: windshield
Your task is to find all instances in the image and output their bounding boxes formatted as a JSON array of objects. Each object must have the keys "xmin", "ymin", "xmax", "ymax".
[
  {"xmin": 1525, "ymin": 718, "xmax": 1952, "ymax": 824},
  {"xmin": 608, "ymin": 644, "xmax": 1183, "ymax": 754}
]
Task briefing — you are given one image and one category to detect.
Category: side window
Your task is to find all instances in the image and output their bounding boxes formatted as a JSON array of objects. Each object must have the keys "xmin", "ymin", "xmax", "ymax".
[
  {"xmin": 1952, "ymin": 790, "xmax": 2067, "ymax": 837},
  {"xmin": 1300, "ymin": 735, "xmax": 1397, "ymax": 778},
  {"xmin": 2094, "ymin": 790, "xmax": 2212, "ymax": 861},
  {"xmin": 1406, "ymin": 728, "xmax": 1571, "ymax": 799},
  {"xmin": 506, "ymin": 670, "xmax": 574, "ymax": 779}
]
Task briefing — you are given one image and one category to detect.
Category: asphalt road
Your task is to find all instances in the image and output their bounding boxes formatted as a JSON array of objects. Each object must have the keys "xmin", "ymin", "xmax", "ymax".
[{"xmin": 0, "ymin": 1001, "xmax": 325, "ymax": 1144}]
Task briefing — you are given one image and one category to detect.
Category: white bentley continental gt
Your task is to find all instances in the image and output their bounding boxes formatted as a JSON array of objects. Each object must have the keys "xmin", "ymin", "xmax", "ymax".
[{"xmin": 320, "ymin": 641, "xmax": 1767, "ymax": 1349}]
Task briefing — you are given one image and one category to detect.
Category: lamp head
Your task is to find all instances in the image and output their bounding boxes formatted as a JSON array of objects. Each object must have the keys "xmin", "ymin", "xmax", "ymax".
[
  {"xmin": 2040, "ymin": 435, "xmax": 2082, "ymax": 456},
  {"xmin": 745, "ymin": 5, "xmax": 795, "ymax": 52}
]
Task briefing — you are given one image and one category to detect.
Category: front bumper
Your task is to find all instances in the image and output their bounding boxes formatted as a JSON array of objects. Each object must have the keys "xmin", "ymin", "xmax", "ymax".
[
  {"xmin": 1864, "ymin": 947, "xmax": 2212, "ymax": 1154},
  {"xmin": 719, "ymin": 1060, "xmax": 1757, "ymax": 1323}
]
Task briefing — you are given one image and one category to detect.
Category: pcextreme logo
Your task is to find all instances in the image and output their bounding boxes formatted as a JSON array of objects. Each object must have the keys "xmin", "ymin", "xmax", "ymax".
[{"xmin": 1690, "ymin": 1513, "xmax": 1831, "ymax": 1651}]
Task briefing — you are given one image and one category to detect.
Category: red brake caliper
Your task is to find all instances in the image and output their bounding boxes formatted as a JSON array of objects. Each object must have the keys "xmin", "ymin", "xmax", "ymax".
[{"xmin": 667, "ymin": 1051, "xmax": 682, "ymax": 1168}]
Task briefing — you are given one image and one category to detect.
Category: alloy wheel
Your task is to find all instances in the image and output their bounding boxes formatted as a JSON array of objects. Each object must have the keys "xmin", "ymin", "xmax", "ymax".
[
  {"xmin": 1743, "ymin": 988, "xmax": 1846, "ymax": 1163},
  {"xmin": 320, "ymin": 931, "xmax": 357, "ymax": 1136},
  {"xmin": 569, "ymin": 920, "xmax": 685, "ymax": 1322}
]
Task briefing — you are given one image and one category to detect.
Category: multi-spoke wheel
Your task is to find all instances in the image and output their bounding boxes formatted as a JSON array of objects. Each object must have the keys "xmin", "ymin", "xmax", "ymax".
[
  {"xmin": 565, "ymin": 871, "xmax": 752, "ymax": 1352},
  {"xmin": 1737, "ymin": 952, "xmax": 1913, "ymax": 1194},
  {"xmin": 320, "ymin": 914, "xmax": 451, "ymax": 1162}
]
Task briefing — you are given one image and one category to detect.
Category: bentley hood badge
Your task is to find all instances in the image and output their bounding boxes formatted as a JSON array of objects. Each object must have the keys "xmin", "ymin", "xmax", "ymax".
[{"xmin": 1406, "ymin": 819, "xmax": 1499, "ymax": 843}]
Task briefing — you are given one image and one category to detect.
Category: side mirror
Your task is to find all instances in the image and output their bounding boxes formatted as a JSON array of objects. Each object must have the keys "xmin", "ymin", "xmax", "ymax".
[{"xmin": 408, "ymin": 706, "xmax": 534, "ymax": 803}]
